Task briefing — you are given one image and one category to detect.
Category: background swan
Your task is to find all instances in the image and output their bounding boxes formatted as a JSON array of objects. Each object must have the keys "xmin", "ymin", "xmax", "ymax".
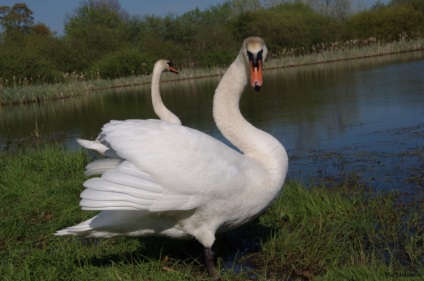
[
  {"xmin": 150, "ymin": 59, "xmax": 181, "ymax": 125},
  {"xmin": 56, "ymin": 37, "xmax": 288, "ymax": 278},
  {"xmin": 76, "ymin": 59, "xmax": 180, "ymax": 173}
]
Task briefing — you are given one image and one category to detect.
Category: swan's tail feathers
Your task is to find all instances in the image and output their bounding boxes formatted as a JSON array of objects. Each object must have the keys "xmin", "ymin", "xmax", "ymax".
[
  {"xmin": 55, "ymin": 211, "xmax": 155, "ymax": 238},
  {"xmin": 54, "ymin": 217, "xmax": 95, "ymax": 237},
  {"xmin": 85, "ymin": 158, "xmax": 122, "ymax": 176}
]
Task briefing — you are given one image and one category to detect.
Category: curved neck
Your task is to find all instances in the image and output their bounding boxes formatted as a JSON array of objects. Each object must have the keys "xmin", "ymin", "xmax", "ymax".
[
  {"xmin": 151, "ymin": 65, "xmax": 181, "ymax": 125},
  {"xmin": 213, "ymin": 51, "xmax": 288, "ymax": 187}
]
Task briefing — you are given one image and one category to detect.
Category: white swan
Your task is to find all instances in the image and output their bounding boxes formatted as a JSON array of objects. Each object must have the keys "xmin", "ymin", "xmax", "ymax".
[
  {"xmin": 56, "ymin": 37, "xmax": 288, "ymax": 278},
  {"xmin": 149, "ymin": 59, "xmax": 181, "ymax": 125},
  {"xmin": 76, "ymin": 59, "xmax": 180, "ymax": 172}
]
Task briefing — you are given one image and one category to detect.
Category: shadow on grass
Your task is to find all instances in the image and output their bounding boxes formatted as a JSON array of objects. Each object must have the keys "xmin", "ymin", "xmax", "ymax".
[{"xmin": 75, "ymin": 221, "xmax": 274, "ymax": 276}]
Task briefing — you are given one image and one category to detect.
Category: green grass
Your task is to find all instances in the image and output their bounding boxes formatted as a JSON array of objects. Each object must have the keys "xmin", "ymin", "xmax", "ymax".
[
  {"xmin": 1, "ymin": 37, "xmax": 424, "ymax": 106},
  {"xmin": 258, "ymin": 179, "xmax": 424, "ymax": 279},
  {"xmin": 1, "ymin": 146, "xmax": 423, "ymax": 280}
]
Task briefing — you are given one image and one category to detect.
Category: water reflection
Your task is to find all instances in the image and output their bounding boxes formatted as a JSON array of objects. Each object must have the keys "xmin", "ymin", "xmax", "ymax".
[
  {"xmin": 264, "ymin": 52, "xmax": 424, "ymax": 153},
  {"xmin": 1, "ymin": 51, "xmax": 424, "ymax": 191}
]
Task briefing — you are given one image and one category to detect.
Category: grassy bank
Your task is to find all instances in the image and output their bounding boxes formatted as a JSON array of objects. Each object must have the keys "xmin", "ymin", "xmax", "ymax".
[
  {"xmin": 1, "ymin": 37, "xmax": 424, "ymax": 106},
  {"xmin": 1, "ymin": 146, "xmax": 423, "ymax": 280}
]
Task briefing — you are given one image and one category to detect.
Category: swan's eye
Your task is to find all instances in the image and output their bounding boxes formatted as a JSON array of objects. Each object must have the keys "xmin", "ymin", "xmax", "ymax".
[
  {"xmin": 247, "ymin": 51, "xmax": 254, "ymax": 61},
  {"xmin": 257, "ymin": 50, "xmax": 263, "ymax": 62}
]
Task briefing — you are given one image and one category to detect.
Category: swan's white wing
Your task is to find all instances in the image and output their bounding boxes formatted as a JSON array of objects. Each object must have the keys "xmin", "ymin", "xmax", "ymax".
[
  {"xmin": 102, "ymin": 120, "xmax": 255, "ymax": 193},
  {"xmin": 80, "ymin": 119, "xmax": 263, "ymax": 212}
]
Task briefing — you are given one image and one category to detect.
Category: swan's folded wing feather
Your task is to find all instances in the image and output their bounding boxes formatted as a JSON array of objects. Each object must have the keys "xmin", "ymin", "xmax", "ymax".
[
  {"xmin": 80, "ymin": 189, "xmax": 153, "ymax": 210},
  {"xmin": 80, "ymin": 160, "xmax": 195, "ymax": 212},
  {"xmin": 102, "ymin": 167, "xmax": 162, "ymax": 192},
  {"xmin": 85, "ymin": 158, "xmax": 122, "ymax": 176},
  {"xmin": 83, "ymin": 176, "xmax": 158, "ymax": 200}
]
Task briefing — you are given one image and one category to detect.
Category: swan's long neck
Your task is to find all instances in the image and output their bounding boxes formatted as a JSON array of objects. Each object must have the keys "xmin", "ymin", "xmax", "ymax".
[
  {"xmin": 151, "ymin": 65, "xmax": 181, "ymax": 125},
  {"xmin": 213, "ymin": 51, "xmax": 288, "ymax": 188}
]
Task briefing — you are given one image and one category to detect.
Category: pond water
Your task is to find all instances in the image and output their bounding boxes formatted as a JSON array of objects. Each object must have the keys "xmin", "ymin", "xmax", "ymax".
[{"xmin": 1, "ymin": 51, "xmax": 424, "ymax": 193}]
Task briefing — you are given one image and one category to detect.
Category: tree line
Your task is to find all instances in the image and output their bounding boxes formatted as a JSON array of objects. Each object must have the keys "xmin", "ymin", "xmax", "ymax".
[{"xmin": 0, "ymin": 0, "xmax": 423, "ymax": 86}]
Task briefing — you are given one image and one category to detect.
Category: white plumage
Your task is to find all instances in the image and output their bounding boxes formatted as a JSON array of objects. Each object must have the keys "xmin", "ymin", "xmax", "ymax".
[{"xmin": 56, "ymin": 37, "xmax": 288, "ymax": 278}]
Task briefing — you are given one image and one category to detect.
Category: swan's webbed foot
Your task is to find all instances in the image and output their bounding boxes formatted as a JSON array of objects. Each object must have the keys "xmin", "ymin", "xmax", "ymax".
[{"xmin": 204, "ymin": 247, "xmax": 220, "ymax": 279}]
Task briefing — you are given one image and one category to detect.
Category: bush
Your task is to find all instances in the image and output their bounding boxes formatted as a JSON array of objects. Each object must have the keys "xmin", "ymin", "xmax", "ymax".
[
  {"xmin": 346, "ymin": 4, "xmax": 424, "ymax": 40},
  {"xmin": 0, "ymin": 47, "xmax": 60, "ymax": 86},
  {"xmin": 91, "ymin": 48, "xmax": 153, "ymax": 79},
  {"xmin": 229, "ymin": 3, "xmax": 339, "ymax": 55},
  {"xmin": 197, "ymin": 49, "xmax": 234, "ymax": 68}
]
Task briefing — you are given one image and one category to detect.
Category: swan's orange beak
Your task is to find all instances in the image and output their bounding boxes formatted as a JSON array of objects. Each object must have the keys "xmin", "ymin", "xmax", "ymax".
[
  {"xmin": 169, "ymin": 66, "xmax": 179, "ymax": 74},
  {"xmin": 250, "ymin": 60, "xmax": 263, "ymax": 91}
]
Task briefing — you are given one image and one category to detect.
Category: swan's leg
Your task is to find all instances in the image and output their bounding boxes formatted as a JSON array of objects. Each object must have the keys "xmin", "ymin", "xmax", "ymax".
[{"xmin": 204, "ymin": 247, "xmax": 220, "ymax": 279}]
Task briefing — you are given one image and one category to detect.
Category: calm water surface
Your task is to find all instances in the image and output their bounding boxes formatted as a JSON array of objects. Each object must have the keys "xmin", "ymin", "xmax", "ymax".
[{"xmin": 1, "ymin": 52, "xmax": 424, "ymax": 192}]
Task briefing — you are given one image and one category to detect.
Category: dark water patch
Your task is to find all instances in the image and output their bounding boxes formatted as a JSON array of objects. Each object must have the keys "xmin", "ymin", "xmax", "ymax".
[{"xmin": 288, "ymin": 123, "xmax": 424, "ymax": 198}]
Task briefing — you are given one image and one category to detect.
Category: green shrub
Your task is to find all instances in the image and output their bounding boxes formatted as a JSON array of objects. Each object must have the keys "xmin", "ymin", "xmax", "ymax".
[
  {"xmin": 346, "ymin": 4, "xmax": 424, "ymax": 40},
  {"xmin": 229, "ymin": 3, "xmax": 338, "ymax": 55},
  {"xmin": 91, "ymin": 48, "xmax": 153, "ymax": 79},
  {"xmin": 0, "ymin": 47, "xmax": 60, "ymax": 86}
]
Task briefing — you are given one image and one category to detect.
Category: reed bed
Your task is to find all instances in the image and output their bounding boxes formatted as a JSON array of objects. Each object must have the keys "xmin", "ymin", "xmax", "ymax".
[
  {"xmin": 1, "ymin": 145, "xmax": 423, "ymax": 280},
  {"xmin": 266, "ymin": 35, "xmax": 424, "ymax": 69},
  {"xmin": 1, "ymin": 37, "xmax": 424, "ymax": 106}
]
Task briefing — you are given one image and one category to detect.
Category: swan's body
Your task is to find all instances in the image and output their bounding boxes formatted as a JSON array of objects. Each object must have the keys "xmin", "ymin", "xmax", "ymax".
[
  {"xmin": 76, "ymin": 59, "xmax": 180, "ymax": 159},
  {"xmin": 56, "ymin": 37, "xmax": 288, "ymax": 278}
]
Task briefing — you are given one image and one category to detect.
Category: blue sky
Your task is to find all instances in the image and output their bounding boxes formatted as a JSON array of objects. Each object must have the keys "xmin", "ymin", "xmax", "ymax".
[
  {"xmin": 3, "ymin": 0, "xmax": 386, "ymax": 36},
  {"xmin": 2, "ymin": 0, "xmax": 226, "ymax": 35}
]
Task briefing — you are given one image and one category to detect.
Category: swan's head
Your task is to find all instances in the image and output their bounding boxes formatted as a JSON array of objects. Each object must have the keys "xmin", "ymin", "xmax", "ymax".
[
  {"xmin": 155, "ymin": 59, "xmax": 179, "ymax": 74},
  {"xmin": 242, "ymin": 37, "xmax": 268, "ymax": 91}
]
